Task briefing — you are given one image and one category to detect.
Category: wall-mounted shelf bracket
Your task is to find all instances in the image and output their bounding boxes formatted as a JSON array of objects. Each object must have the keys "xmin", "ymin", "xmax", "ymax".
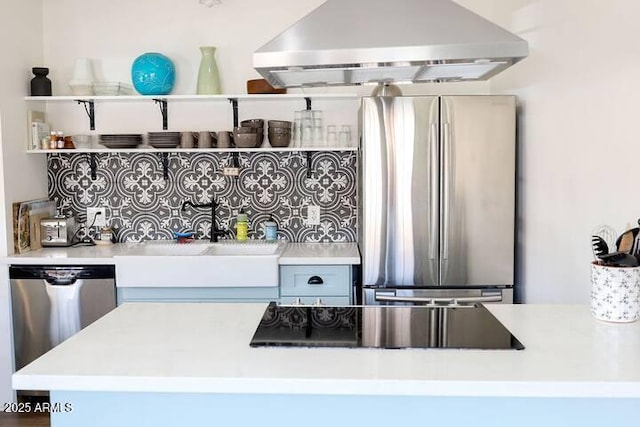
[
  {"xmin": 85, "ymin": 153, "xmax": 98, "ymax": 180},
  {"xmin": 228, "ymin": 98, "xmax": 239, "ymax": 128},
  {"xmin": 305, "ymin": 97, "xmax": 312, "ymax": 111},
  {"xmin": 159, "ymin": 153, "xmax": 169, "ymax": 180},
  {"xmin": 153, "ymin": 99, "xmax": 168, "ymax": 130},
  {"xmin": 76, "ymin": 100, "xmax": 95, "ymax": 130},
  {"xmin": 231, "ymin": 152, "xmax": 240, "ymax": 181},
  {"xmin": 306, "ymin": 151, "xmax": 314, "ymax": 178}
]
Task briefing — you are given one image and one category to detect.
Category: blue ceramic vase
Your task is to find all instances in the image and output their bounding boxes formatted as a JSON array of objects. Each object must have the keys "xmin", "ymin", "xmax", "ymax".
[{"xmin": 131, "ymin": 52, "xmax": 175, "ymax": 95}]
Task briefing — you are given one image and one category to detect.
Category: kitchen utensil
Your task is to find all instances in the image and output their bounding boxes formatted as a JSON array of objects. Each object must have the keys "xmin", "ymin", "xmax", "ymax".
[
  {"xmin": 148, "ymin": 132, "xmax": 180, "ymax": 148},
  {"xmin": 592, "ymin": 224, "xmax": 617, "ymax": 254},
  {"xmin": 268, "ymin": 133, "xmax": 291, "ymax": 147},
  {"xmin": 234, "ymin": 132, "xmax": 259, "ymax": 148},
  {"xmin": 98, "ymin": 134, "xmax": 142, "ymax": 149},
  {"xmin": 217, "ymin": 131, "xmax": 232, "ymax": 149},
  {"xmin": 196, "ymin": 131, "xmax": 213, "ymax": 148},
  {"xmin": 631, "ymin": 219, "xmax": 640, "ymax": 256},
  {"xmin": 591, "ymin": 235, "xmax": 609, "ymax": 259},
  {"xmin": 633, "ymin": 234, "xmax": 640, "ymax": 256},
  {"xmin": 180, "ymin": 132, "xmax": 194, "ymax": 148},
  {"xmin": 596, "ymin": 251, "xmax": 640, "ymax": 267},
  {"xmin": 616, "ymin": 227, "xmax": 639, "ymax": 254}
]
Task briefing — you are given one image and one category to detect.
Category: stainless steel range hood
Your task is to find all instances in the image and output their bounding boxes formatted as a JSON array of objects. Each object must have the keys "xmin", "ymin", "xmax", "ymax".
[{"xmin": 253, "ymin": 0, "xmax": 528, "ymax": 88}]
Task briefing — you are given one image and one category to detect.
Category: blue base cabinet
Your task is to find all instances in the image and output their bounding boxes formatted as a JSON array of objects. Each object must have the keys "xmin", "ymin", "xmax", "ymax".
[
  {"xmin": 279, "ymin": 265, "xmax": 352, "ymax": 305},
  {"xmin": 50, "ymin": 391, "xmax": 640, "ymax": 427},
  {"xmin": 117, "ymin": 286, "xmax": 278, "ymax": 304},
  {"xmin": 116, "ymin": 265, "xmax": 354, "ymax": 305}
]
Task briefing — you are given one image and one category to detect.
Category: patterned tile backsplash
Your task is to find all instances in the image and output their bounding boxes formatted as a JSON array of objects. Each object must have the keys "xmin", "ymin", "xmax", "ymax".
[{"xmin": 47, "ymin": 151, "xmax": 357, "ymax": 243}]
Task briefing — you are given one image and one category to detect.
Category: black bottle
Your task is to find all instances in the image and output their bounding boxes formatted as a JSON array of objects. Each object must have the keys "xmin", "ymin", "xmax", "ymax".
[{"xmin": 30, "ymin": 67, "xmax": 52, "ymax": 96}]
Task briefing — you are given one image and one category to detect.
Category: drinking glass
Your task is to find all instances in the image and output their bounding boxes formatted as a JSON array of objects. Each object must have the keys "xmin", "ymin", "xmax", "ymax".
[
  {"xmin": 293, "ymin": 110, "xmax": 303, "ymax": 147},
  {"xmin": 301, "ymin": 125, "xmax": 313, "ymax": 146},
  {"xmin": 339, "ymin": 125, "xmax": 352, "ymax": 147},
  {"xmin": 313, "ymin": 126, "xmax": 324, "ymax": 147},
  {"xmin": 326, "ymin": 125, "xmax": 338, "ymax": 147},
  {"xmin": 338, "ymin": 130, "xmax": 351, "ymax": 146}
]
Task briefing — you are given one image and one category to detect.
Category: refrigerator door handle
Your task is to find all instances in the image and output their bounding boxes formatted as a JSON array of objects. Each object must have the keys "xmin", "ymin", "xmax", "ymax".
[
  {"xmin": 374, "ymin": 295, "xmax": 503, "ymax": 305},
  {"xmin": 429, "ymin": 123, "xmax": 439, "ymax": 260},
  {"xmin": 442, "ymin": 122, "xmax": 452, "ymax": 260}
]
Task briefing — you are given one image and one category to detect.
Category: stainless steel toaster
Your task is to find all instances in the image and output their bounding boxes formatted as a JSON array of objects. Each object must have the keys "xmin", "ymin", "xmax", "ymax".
[{"xmin": 40, "ymin": 216, "xmax": 77, "ymax": 247}]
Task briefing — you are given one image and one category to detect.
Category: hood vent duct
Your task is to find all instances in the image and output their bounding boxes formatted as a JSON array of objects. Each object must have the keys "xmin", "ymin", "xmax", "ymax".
[{"xmin": 253, "ymin": 0, "xmax": 528, "ymax": 88}]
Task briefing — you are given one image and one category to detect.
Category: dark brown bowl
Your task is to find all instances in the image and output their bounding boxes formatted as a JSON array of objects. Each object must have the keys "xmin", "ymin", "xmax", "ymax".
[
  {"xmin": 234, "ymin": 132, "xmax": 259, "ymax": 148},
  {"xmin": 268, "ymin": 127, "xmax": 292, "ymax": 135},
  {"xmin": 234, "ymin": 126, "xmax": 260, "ymax": 134},
  {"xmin": 268, "ymin": 120, "xmax": 293, "ymax": 129},
  {"xmin": 240, "ymin": 119, "xmax": 264, "ymax": 128},
  {"xmin": 268, "ymin": 133, "xmax": 291, "ymax": 147}
]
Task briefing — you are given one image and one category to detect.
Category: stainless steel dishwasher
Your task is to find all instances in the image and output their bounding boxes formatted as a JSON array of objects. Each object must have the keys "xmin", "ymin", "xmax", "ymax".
[{"xmin": 9, "ymin": 264, "xmax": 116, "ymax": 395}]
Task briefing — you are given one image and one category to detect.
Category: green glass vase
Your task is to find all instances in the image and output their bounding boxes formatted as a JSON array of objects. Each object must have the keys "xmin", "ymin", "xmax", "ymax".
[{"xmin": 196, "ymin": 46, "xmax": 221, "ymax": 95}]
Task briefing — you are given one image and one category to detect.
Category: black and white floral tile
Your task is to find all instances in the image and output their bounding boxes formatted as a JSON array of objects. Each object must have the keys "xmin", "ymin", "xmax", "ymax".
[{"xmin": 47, "ymin": 151, "xmax": 358, "ymax": 243}]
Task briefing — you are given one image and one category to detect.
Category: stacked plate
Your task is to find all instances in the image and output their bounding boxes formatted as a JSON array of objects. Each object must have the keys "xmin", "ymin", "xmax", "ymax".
[
  {"xmin": 99, "ymin": 134, "xmax": 142, "ymax": 149},
  {"xmin": 148, "ymin": 132, "xmax": 180, "ymax": 149}
]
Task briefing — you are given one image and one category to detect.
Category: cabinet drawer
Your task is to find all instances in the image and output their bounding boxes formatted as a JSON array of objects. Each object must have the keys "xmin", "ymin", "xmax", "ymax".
[
  {"xmin": 279, "ymin": 296, "xmax": 351, "ymax": 306},
  {"xmin": 280, "ymin": 265, "xmax": 351, "ymax": 297}
]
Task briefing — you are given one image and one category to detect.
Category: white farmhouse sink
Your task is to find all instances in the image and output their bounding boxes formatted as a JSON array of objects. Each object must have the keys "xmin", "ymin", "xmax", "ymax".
[
  {"xmin": 203, "ymin": 242, "xmax": 279, "ymax": 256},
  {"xmin": 115, "ymin": 241, "xmax": 285, "ymax": 288},
  {"xmin": 131, "ymin": 241, "xmax": 212, "ymax": 256}
]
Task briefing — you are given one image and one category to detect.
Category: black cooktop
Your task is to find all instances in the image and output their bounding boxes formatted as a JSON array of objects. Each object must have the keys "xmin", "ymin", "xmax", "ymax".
[{"xmin": 250, "ymin": 302, "xmax": 524, "ymax": 350}]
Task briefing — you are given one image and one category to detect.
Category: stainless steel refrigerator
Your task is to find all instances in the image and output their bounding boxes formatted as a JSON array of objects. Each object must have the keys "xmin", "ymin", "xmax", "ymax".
[{"xmin": 359, "ymin": 95, "xmax": 516, "ymax": 305}]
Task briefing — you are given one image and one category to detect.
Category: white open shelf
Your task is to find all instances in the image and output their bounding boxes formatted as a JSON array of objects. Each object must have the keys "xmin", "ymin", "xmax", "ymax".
[
  {"xmin": 25, "ymin": 93, "xmax": 359, "ymax": 154},
  {"xmin": 25, "ymin": 94, "xmax": 358, "ymax": 102},
  {"xmin": 27, "ymin": 146, "xmax": 358, "ymax": 154}
]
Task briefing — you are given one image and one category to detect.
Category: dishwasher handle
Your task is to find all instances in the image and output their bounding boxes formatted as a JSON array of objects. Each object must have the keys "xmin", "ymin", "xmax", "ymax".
[
  {"xmin": 9, "ymin": 265, "xmax": 115, "ymax": 280},
  {"xmin": 45, "ymin": 277, "xmax": 78, "ymax": 286}
]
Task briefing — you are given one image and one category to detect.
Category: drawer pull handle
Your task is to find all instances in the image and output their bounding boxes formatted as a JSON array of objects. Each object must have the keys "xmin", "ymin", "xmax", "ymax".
[{"xmin": 308, "ymin": 276, "xmax": 324, "ymax": 285}]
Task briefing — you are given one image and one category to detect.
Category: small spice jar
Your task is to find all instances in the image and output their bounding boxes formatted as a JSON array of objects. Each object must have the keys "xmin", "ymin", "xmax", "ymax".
[
  {"xmin": 56, "ymin": 131, "xmax": 64, "ymax": 149},
  {"xmin": 63, "ymin": 136, "xmax": 75, "ymax": 149},
  {"xmin": 49, "ymin": 131, "xmax": 57, "ymax": 149},
  {"xmin": 100, "ymin": 226, "xmax": 113, "ymax": 243}
]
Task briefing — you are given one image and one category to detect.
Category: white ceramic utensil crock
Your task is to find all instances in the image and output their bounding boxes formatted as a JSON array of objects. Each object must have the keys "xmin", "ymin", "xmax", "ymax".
[{"xmin": 591, "ymin": 262, "xmax": 640, "ymax": 322}]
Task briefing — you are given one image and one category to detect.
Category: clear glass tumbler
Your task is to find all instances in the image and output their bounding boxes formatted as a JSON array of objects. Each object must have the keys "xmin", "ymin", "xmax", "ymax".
[
  {"xmin": 339, "ymin": 125, "xmax": 352, "ymax": 147},
  {"xmin": 326, "ymin": 125, "xmax": 338, "ymax": 147}
]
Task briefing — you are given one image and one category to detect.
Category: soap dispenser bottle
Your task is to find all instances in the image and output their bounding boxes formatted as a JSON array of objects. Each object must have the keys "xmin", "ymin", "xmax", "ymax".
[
  {"xmin": 264, "ymin": 215, "xmax": 278, "ymax": 241},
  {"xmin": 236, "ymin": 209, "xmax": 248, "ymax": 242}
]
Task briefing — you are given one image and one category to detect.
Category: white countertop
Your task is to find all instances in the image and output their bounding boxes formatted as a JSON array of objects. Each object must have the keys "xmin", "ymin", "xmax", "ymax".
[
  {"xmin": 279, "ymin": 242, "xmax": 360, "ymax": 265},
  {"xmin": 4, "ymin": 243, "xmax": 130, "ymax": 264},
  {"xmin": 4, "ymin": 241, "xmax": 360, "ymax": 266},
  {"xmin": 12, "ymin": 303, "xmax": 640, "ymax": 398}
]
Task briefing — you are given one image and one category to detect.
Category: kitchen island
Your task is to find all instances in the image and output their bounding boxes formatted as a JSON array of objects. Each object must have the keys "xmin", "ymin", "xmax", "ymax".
[{"xmin": 12, "ymin": 303, "xmax": 640, "ymax": 427}]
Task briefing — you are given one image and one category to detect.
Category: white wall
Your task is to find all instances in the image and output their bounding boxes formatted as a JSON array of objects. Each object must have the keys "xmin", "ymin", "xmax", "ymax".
[
  {"xmin": 42, "ymin": 0, "xmax": 325, "ymax": 95},
  {"xmin": 0, "ymin": 0, "xmax": 48, "ymax": 405},
  {"xmin": 41, "ymin": 0, "xmax": 490, "ymax": 97},
  {"xmin": 488, "ymin": 0, "xmax": 640, "ymax": 303}
]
